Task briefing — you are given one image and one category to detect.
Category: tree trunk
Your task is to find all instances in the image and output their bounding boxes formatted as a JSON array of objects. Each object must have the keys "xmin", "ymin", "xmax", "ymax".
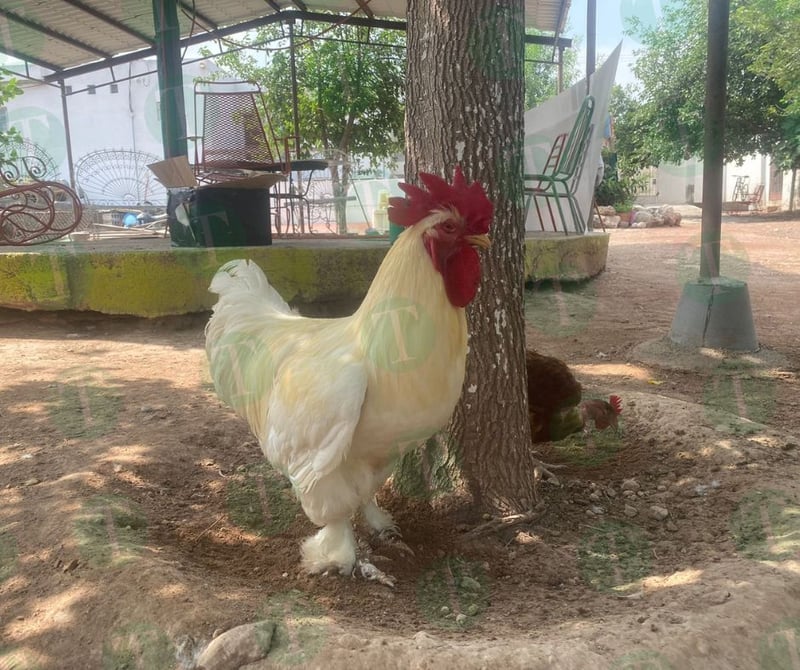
[
  {"xmin": 328, "ymin": 160, "xmax": 350, "ymax": 234},
  {"xmin": 402, "ymin": 0, "xmax": 535, "ymax": 513}
]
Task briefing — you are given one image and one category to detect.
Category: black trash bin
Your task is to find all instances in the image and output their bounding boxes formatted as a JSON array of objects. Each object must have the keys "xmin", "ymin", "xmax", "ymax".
[{"xmin": 168, "ymin": 186, "xmax": 272, "ymax": 247}]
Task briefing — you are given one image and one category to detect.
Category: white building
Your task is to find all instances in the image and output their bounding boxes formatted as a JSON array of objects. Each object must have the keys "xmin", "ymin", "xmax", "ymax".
[
  {"xmin": 636, "ymin": 154, "xmax": 797, "ymax": 212},
  {"xmin": 4, "ymin": 58, "xmax": 217, "ymax": 206}
]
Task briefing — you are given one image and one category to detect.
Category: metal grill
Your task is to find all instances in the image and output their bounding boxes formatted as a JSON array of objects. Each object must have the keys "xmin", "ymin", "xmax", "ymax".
[{"xmin": 196, "ymin": 83, "xmax": 280, "ymax": 170}]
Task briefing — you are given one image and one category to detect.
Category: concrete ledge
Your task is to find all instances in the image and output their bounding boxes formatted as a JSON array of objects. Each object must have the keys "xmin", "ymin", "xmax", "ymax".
[
  {"xmin": 0, "ymin": 233, "xmax": 608, "ymax": 317},
  {"xmin": 524, "ymin": 232, "xmax": 608, "ymax": 283}
]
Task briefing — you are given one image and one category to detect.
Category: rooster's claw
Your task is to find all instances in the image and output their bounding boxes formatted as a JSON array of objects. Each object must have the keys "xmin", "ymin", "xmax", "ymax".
[
  {"xmin": 356, "ymin": 559, "xmax": 396, "ymax": 587},
  {"xmin": 375, "ymin": 529, "xmax": 415, "ymax": 556}
]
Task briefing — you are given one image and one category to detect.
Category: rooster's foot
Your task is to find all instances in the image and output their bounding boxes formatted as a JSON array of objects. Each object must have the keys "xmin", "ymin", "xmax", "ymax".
[
  {"xmin": 355, "ymin": 559, "xmax": 396, "ymax": 588},
  {"xmin": 373, "ymin": 528, "xmax": 415, "ymax": 556}
]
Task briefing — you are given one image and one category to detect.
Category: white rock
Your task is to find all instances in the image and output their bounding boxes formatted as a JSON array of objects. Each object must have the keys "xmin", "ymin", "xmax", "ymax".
[
  {"xmin": 650, "ymin": 505, "xmax": 670, "ymax": 521},
  {"xmin": 195, "ymin": 621, "xmax": 275, "ymax": 670},
  {"xmin": 621, "ymin": 478, "xmax": 640, "ymax": 492},
  {"xmin": 658, "ymin": 205, "xmax": 682, "ymax": 226},
  {"xmin": 624, "ymin": 504, "xmax": 639, "ymax": 518}
]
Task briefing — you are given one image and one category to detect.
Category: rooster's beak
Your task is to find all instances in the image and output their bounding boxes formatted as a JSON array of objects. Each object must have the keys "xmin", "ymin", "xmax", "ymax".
[{"xmin": 465, "ymin": 234, "xmax": 491, "ymax": 250}]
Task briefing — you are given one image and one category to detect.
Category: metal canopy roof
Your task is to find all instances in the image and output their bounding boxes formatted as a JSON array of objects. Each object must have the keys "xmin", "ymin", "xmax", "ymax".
[{"xmin": 0, "ymin": 0, "xmax": 571, "ymax": 80}]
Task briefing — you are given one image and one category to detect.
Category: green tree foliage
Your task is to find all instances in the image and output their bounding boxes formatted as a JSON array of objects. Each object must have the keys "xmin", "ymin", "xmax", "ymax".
[
  {"xmin": 608, "ymin": 84, "xmax": 651, "ymax": 176},
  {"xmin": 735, "ymin": 0, "xmax": 800, "ymax": 169},
  {"xmin": 205, "ymin": 20, "xmax": 405, "ymax": 230},
  {"xmin": 736, "ymin": 0, "xmax": 800, "ymax": 115},
  {"xmin": 619, "ymin": 0, "xmax": 787, "ymax": 167},
  {"xmin": 592, "ymin": 85, "xmax": 650, "ymax": 210},
  {"xmin": 0, "ymin": 70, "xmax": 22, "ymax": 159}
]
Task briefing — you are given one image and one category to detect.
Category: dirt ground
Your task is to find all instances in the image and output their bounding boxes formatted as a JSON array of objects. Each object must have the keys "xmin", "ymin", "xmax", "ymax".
[{"xmin": 1, "ymin": 212, "xmax": 799, "ymax": 669}]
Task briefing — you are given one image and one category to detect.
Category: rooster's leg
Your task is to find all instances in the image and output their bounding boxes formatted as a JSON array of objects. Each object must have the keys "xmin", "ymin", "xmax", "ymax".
[
  {"xmin": 362, "ymin": 499, "xmax": 414, "ymax": 556},
  {"xmin": 362, "ymin": 499, "xmax": 398, "ymax": 535},
  {"xmin": 300, "ymin": 521, "xmax": 357, "ymax": 575}
]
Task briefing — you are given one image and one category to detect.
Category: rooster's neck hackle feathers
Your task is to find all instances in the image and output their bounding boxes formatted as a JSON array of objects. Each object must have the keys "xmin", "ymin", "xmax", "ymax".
[{"xmin": 354, "ymin": 214, "xmax": 463, "ymax": 329}]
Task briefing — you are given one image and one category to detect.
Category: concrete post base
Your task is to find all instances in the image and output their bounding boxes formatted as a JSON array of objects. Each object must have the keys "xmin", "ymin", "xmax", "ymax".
[{"xmin": 669, "ymin": 277, "xmax": 758, "ymax": 352}]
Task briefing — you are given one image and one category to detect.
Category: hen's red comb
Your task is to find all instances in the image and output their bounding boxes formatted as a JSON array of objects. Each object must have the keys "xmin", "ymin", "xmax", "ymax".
[
  {"xmin": 609, "ymin": 395, "xmax": 622, "ymax": 414},
  {"xmin": 387, "ymin": 165, "xmax": 493, "ymax": 234}
]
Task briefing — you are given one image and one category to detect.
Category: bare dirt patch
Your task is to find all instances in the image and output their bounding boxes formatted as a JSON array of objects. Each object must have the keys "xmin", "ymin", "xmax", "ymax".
[{"xmin": 1, "ymin": 213, "xmax": 799, "ymax": 669}]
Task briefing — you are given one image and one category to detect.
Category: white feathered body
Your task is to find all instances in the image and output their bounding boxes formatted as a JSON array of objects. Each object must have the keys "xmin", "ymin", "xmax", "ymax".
[{"xmin": 205, "ymin": 218, "xmax": 467, "ymax": 537}]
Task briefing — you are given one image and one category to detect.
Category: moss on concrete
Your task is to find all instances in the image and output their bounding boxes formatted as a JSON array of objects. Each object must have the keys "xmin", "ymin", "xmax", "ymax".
[
  {"xmin": 523, "ymin": 233, "xmax": 608, "ymax": 283},
  {"xmin": 0, "ymin": 252, "xmax": 72, "ymax": 310},
  {"xmin": 0, "ymin": 234, "xmax": 608, "ymax": 317}
]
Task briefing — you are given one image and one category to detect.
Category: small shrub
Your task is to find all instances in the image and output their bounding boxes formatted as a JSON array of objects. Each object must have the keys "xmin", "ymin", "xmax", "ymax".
[{"xmin": 595, "ymin": 149, "xmax": 647, "ymax": 211}]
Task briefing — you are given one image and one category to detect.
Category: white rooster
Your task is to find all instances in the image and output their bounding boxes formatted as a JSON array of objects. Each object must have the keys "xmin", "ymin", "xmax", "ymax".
[{"xmin": 205, "ymin": 167, "xmax": 492, "ymax": 584}]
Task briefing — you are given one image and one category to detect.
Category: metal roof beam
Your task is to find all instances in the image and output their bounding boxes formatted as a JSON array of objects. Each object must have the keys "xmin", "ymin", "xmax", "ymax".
[
  {"xmin": 59, "ymin": 0, "xmax": 155, "ymax": 44},
  {"xmin": 0, "ymin": 43, "xmax": 62, "ymax": 73},
  {"xmin": 177, "ymin": 1, "xmax": 218, "ymax": 31},
  {"xmin": 354, "ymin": 0, "xmax": 375, "ymax": 19},
  {"xmin": 526, "ymin": 33, "xmax": 571, "ymax": 49},
  {"xmin": 40, "ymin": 9, "xmax": 570, "ymax": 82},
  {"xmin": 0, "ymin": 7, "xmax": 112, "ymax": 60}
]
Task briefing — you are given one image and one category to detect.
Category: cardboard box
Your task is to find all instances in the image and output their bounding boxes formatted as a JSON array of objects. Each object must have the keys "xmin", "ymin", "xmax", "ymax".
[{"xmin": 148, "ymin": 157, "xmax": 284, "ymax": 247}]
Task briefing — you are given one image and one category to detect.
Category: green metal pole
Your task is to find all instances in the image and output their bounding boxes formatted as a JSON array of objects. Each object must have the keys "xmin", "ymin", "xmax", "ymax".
[
  {"xmin": 152, "ymin": 0, "xmax": 187, "ymax": 158},
  {"xmin": 699, "ymin": 0, "xmax": 729, "ymax": 279}
]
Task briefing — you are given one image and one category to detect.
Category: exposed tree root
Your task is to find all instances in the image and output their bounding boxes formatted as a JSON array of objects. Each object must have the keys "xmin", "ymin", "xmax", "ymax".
[{"xmin": 466, "ymin": 510, "xmax": 543, "ymax": 536}]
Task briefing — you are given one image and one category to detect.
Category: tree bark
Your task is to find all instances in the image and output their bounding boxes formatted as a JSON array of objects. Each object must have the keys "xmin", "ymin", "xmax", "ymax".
[{"xmin": 403, "ymin": 0, "xmax": 535, "ymax": 513}]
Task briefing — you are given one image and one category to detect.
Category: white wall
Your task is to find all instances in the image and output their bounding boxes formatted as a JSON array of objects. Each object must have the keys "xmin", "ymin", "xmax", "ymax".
[
  {"xmin": 636, "ymin": 154, "xmax": 788, "ymax": 209},
  {"xmin": 5, "ymin": 58, "xmax": 215, "ymax": 202},
  {"xmin": 645, "ymin": 158, "xmax": 703, "ymax": 205}
]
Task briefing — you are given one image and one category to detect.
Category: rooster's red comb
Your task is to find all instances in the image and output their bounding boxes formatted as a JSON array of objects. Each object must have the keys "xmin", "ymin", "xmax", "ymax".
[
  {"xmin": 387, "ymin": 165, "xmax": 493, "ymax": 234},
  {"xmin": 609, "ymin": 395, "xmax": 622, "ymax": 414}
]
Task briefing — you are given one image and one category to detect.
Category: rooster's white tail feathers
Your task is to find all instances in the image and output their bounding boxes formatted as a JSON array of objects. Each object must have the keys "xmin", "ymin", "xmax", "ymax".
[{"xmin": 209, "ymin": 259, "xmax": 292, "ymax": 315}]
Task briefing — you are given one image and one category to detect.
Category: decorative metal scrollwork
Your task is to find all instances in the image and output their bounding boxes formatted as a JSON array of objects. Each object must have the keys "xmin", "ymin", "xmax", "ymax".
[
  {"xmin": 0, "ymin": 149, "xmax": 83, "ymax": 246},
  {"xmin": 75, "ymin": 149, "xmax": 167, "ymax": 206}
]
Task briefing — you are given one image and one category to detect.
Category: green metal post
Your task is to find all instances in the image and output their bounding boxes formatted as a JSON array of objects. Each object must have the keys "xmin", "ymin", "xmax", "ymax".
[
  {"xmin": 152, "ymin": 0, "xmax": 187, "ymax": 158},
  {"xmin": 699, "ymin": 0, "xmax": 729, "ymax": 278}
]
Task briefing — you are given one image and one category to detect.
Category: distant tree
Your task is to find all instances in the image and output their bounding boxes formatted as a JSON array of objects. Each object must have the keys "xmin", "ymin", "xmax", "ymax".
[
  {"xmin": 607, "ymin": 84, "xmax": 652, "ymax": 177},
  {"xmin": 735, "ymin": 0, "xmax": 800, "ymax": 171},
  {"xmin": 736, "ymin": 0, "xmax": 800, "ymax": 117},
  {"xmin": 0, "ymin": 70, "xmax": 23, "ymax": 160},
  {"xmin": 621, "ymin": 0, "xmax": 785, "ymax": 165},
  {"xmin": 205, "ymin": 21, "xmax": 405, "ymax": 232}
]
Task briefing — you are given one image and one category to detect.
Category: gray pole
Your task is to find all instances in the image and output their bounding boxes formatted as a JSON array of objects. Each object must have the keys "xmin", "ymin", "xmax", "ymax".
[
  {"xmin": 288, "ymin": 20, "xmax": 301, "ymax": 156},
  {"xmin": 586, "ymin": 0, "xmax": 596, "ymax": 94},
  {"xmin": 669, "ymin": 0, "xmax": 757, "ymax": 351},
  {"xmin": 59, "ymin": 80, "xmax": 76, "ymax": 189},
  {"xmin": 699, "ymin": 0, "xmax": 729, "ymax": 278}
]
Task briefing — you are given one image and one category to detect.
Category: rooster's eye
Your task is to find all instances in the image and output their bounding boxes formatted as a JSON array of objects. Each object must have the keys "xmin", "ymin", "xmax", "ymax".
[{"xmin": 440, "ymin": 220, "xmax": 457, "ymax": 234}]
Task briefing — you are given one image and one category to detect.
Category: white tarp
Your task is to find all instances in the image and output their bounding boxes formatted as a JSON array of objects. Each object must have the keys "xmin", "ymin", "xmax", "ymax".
[{"xmin": 523, "ymin": 43, "xmax": 622, "ymax": 234}]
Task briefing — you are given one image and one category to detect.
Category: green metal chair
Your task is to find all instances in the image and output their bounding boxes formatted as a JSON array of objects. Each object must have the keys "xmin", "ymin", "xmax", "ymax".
[{"xmin": 525, "ymin": 95, "xmax": 596, "ymax": 235}]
